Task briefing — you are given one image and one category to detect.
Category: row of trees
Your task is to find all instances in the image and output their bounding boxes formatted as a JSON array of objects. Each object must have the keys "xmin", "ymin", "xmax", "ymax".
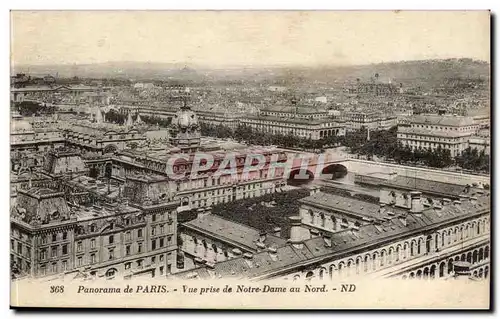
[
  {"xmin": 455, "ymin": 147, "xmax": 490, "ymax": 173},
  {"xmin": 339, "ymin": 126, "xmax": 489, "ymax": 172},
  {"xmin": 104, "ymin": 110, "xmax": 173, "ymax": 128},
  {"xmin": 15, "ymin": 101, "xmax": 56, "ymax": 116},
  {"xmin": 200, "ymin": 122, "xmax": 344, "ymax": 150}
]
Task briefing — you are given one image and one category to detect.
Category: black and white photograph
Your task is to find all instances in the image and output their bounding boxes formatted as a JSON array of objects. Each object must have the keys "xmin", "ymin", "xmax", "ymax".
[{"xmin": 9, "ymin": 10, "xmax": 491, "ymax": 309}]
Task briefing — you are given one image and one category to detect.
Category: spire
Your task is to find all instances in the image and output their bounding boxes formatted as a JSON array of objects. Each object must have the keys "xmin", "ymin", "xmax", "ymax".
[
  {"xmin": 95, "ymin": 107, "xmax": 103, "ymax": 124},
  {"xmin": 126, "ymin": 111, "xmax": 134, "ymax": 126},
  {"xmin": 136, "ymin": 112, "xmax": 142, "ymax": 124}
]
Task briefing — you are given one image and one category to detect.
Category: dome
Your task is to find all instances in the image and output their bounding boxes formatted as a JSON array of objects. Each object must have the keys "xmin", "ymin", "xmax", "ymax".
[{"xmin": 173, "ymin": 110, "xmax": 199, "ymax": 129}]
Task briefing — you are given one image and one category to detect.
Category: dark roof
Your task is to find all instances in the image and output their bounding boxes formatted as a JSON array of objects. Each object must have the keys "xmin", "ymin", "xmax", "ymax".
[
  {"xmin": 381, "ymin": 176, "xmax": 478, "ymax": 199},
  {"xmin": 182, "ymin": 214, "xmax": 287, "ymax": 252},
  {"xmin": 174, "ymin": 190, "xmax": 489, "ymax": 280},
  {"xmin": 298, "ymin": 191, "xmax": 402, "ymax": 221}
]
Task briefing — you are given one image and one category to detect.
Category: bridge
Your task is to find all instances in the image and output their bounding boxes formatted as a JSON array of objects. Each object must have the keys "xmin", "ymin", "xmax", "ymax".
[{"xmin": 285, "ymin": 151, "xmax": 490, "ymax": 187}]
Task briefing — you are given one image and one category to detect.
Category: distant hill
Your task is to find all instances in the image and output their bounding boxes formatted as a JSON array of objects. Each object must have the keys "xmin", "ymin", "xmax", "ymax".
[{"xmin": 12, "ymin": 58, "xmax": 490, "ymax": 85}]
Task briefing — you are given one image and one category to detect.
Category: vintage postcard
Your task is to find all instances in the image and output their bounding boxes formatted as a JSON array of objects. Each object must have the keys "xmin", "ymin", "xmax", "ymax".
[{"xmin": 10, "ymin": 10, "xmax": 491, "ymax": 309}]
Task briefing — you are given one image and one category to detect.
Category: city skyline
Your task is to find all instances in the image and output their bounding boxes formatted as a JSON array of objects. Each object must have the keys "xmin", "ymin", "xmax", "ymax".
[{"xmin": 11, "ymin": 11, "xmax": 490, "ymax": 68}]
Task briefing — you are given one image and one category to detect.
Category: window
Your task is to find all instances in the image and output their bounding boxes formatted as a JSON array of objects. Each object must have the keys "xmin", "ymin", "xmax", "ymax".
[
  {"xmin": 137, "ymin": 259, "xmax": 143, "ymax": 267},
  {"xmin": 63, "ymin": 232, "xmax": 67, "ymax": 240},
  {"xmin": 151, "ymin": 227, "xmax": 156, "ymax": 236},
  {"xmin": 62, "ymin": 260, "xmax": 67, "ymax": 271},
  {"xmin": 159, "ymin": 266, "xmax": 164, "ymax": 276},
  {"xmin": 52, "ymin": 233, "xmax": 57, "ymax": 242},
  {"xmin": 160, "ymin": 238, "xmax": 165, "ymax": 247},
  {"xmin": 126, "ymin": 245, "xmax": 131, "ymax": 256},
  {"xmin": 160, "ymin": 225, "xmax": 164, "ymax": 234},
  {"xmin": 167, "ymin": 236, "xmax": 172, "ymax": 243},
  {"xmin": 51, "ymin": 263, "xmax": 57, "ymax": 273},
  {"xmin": 51, "ymin": 246, "xmax": 57, "ymax": 258},
  {"xmin": 62, "ymin": 244, "xmax": 68, "ymax": 255},
  {"xmin": 17, "ymin": 242, "xmax": 22, "ymax": 254},
  {"xmin": 138, "ymin": 229, "xmax": 143, "ymax": 238},
  {"xmin": 42, "ymin": 236, "xmax": 47, "ymax": 245},
  {"xmin": 125, "ymin": 262, "xmax": 131, "ymax": 270},
  {"xmin": 90, "ymin": 239, "xmax": 96, "ymax": 249},
  {"xmin": 152, "ymin": 214, "xmax": 156, "ymax": 222},
  {"xmin": 151, "ymin": 256, "xmax": 156, "ymax": 264},
  {"xmin": 108, "ymin": 249, "xmax": 114, "ymax": 260},
  {"xmin": 40, "ymin": 265, "xmax": 46, "ymax": 276},
  {"xmin": 125, "ymin": 231, "xmax": 131, "ymax": 241},
  {"xmin": 109, "ymin": 235, "xmax": 114, "ymax": 244},
  {"xmin": 77, "ymin": 257, "xmax": 82, "ymax": 266},
  {"xmin": 11, "ymin": 239, "xmax": 14, "ymax": 250},
  {"xmin": 152, "ymin": 240, "xmax": 157, "ymax": 250},
  {"xmin": 91, "ymin": 254, "xmax": 96, "ymax": 264},
  {"xmin": 138, "ymin": 243, "xmax": 143, "ymax": 253}
]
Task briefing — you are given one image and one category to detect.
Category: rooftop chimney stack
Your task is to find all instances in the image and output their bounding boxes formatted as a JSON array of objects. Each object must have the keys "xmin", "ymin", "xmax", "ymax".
[
  {"xmin": 309, "ymin": 186, "xmax": 320, "ymax": 196},
  {"xmin": 322, "ymin": 234, "xmax": 332, "ymax": 247},
  {"xmin": 398, "ymin": 213, "xmax": 408, "ymax": 227},
  {"xmin": 273, "ymin": 227, "xmax": 282, "ymax": 238},
  {"xmin": 289, "ymin": 216, "xmax": 305, "ymax": 250},
  {"xmin": 259, "ymin": 231, "xmax": 267, "ymax": 243},
  {"xmin": 310, "ymin": 228, "xmax": 320, "ymax": 239},
  {"xmin": 410, "ymin": 191, "xmax": 423, "ymax": 215},
  {"xmin": 379, "ymin": 203, "xmax": 386, "ymax": 214}
]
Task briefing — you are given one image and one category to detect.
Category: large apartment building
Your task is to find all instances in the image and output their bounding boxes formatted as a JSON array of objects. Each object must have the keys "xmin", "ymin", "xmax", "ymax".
[{"xmin": 397, "ymin": 114, "xmax": 481, "ymax": 157}]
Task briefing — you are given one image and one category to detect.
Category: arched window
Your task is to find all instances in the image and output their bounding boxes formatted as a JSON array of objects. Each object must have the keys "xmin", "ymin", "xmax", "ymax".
[
  {"xmin": 426, "ymin": 235, "xmax": 432, "ymax": 254},
  {"xmin": 305, "ymin": 271, "xmax": 314, "ymax": 281},
  {"xmin": 319, "ymin": 268, "xmax": 326, "ymax": 280},
  {"xmin": 105, "ymin": 268, "xmax": 117, "ymax": 278}
]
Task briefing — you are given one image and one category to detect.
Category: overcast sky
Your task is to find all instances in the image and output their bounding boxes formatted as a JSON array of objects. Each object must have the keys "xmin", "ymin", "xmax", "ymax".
[{"xmin": 11, "ymin": 11, "xmax": 490, "ymax": 67}]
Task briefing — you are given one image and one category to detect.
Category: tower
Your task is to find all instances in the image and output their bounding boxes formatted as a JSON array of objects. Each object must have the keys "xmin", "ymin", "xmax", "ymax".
[{"xmin": 169, "ymin": 88, "xmax": 201, "ymax": 153}]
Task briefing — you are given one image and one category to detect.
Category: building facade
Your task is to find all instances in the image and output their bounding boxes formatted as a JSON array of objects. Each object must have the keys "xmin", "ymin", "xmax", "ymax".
[{"xmin": 397, "ymin": 114, "xmax": 480, "ymax": 157}]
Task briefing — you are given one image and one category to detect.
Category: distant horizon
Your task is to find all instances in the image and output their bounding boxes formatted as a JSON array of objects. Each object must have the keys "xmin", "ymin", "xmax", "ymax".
[
  {"xmin": 11, "ymin": 11, "xmax": 490, "ymax": 67},
  {"xmin": 11, "ymin": 57, "xmax": 490, "ymax": 71}
]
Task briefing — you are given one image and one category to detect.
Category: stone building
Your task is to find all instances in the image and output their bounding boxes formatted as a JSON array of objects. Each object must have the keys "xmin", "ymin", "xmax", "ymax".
[
  {"xmin": 10, "ymin": 175, "xmax": 181, "ymax": 281},
  {"xmin": 397, "ymin": 114, "xmax": 480, "ymax": 157},
  {"xmin": 173, "ymin": 185, "xmax": 490, "ymax": 282}
]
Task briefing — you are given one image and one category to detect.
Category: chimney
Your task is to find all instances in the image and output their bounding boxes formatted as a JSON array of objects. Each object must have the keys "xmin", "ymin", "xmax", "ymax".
[
  {"xmin": 242, "ymin": 252, "xmax": 254, "ymax": 268},
  {"xmin": 470, "ymin": 196, "xmax": 478, "ymax": 203},
  {"xmin": 268, "ymin": 247, "xmax": 278, "ymax": 261},
  {"xmin": 453, "ymin": 200, "xmax": 461, "ymax": 206},
  {"xmin": 379, "ymin": 203, "xmax": 386, "ymax": 214},
  {"xmin": 289, "ymin": 216, "xmax": 304, "ymax": 249},
  {"xmin": 398, "ymin": 213, "xmax": 407, "ymax": 227},
  {"xmin": 232, "ymin": 248, "xmax": 242, "ymax": 257},
  {"xmin": 309, "ymin": 186, "xmax": 320, "ymax": 196},
  {"xmin": 310, "ymin": 228, "xmax": 320, "ymax": 239},
  {"xmin": 259, "ymin": 231, "xmax": 267, "ymax": 243},
  {"xmin": 273, "ymin": 227, "xmax": 282, "ymax": 238},
  {"xmin": 410, "ymin": 191, "xmax": 423, "ymax": 215},
  {"xmin": 322, "ymin": 234, "xmax": 332, "ymax": 248},
  {"xmin": 442, "ymin": 198, "xmax": 452, "ymax": 206},
  {"xmin": 459, "ymin": 195, "xmax": 469, "ymax": 202},
  {"xmin": 243, "ymin": 252, "xmax": 253, "ymax": 260}
]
